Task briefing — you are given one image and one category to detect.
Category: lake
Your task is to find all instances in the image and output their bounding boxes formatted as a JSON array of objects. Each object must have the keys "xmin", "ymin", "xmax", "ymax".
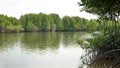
[{"xmin": 0, "ymin": 32, "xmax": 89, "ymax": 68}]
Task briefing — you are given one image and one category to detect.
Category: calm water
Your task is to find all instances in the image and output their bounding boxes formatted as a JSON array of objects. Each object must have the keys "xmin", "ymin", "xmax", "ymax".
[{"xmin": 0, "ymin": 32, "xmax": 87, "ymax": 68}]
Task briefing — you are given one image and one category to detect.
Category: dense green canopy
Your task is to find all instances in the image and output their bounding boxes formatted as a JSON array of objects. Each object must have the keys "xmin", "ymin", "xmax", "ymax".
[
  {"xmin": 79, "ymin": 0, "xmax": 120, "ymax": 20},
  {"xmin": 0, "ymin": 13, "xmax": 102, "ymax": 33},
  {"xmin": 0, "ymin": 14, "xmax": 23, "ymax": 32}
]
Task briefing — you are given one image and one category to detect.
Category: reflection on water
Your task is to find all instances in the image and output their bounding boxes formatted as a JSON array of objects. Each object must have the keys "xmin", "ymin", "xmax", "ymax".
[
  {"xmin": 21, "ymin": 32, "xmax": 60, "ymax": 52},
  {"xmin": 0, "ymin": 33, "xmax": 19, "ymax": 52},
  {"xmin": 0, "ymin": 32, "xmax": 86, "ymax": 68}
]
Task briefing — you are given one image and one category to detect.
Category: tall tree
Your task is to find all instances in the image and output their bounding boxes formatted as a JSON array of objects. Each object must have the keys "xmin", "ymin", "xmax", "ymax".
[
  {"xmin": 49, "ymin": 14, "xmax": 63, "ymax": 31},
  {"xmin": 40, "ymin": 14, "xmax": 50, "ymax": 31},
  {"xmin": 62, "ymin": 16, "xmax": 71, "ymax": 31}
]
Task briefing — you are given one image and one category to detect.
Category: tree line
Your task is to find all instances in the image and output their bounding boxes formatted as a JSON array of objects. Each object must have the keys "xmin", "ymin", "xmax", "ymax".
[{"xmin": 0, "ymin": 13, "xmax": 100, "ymax": 33}]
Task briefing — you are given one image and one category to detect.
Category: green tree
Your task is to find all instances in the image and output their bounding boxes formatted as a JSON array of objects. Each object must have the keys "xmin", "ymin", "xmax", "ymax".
[
  {"xmin": 72, "ymin": 16, "xmax": 82, "ymax": 31},
  {"xmin": 79, "ymin": 0, "xmax": 120, "ymax": 32},
  {"xmin": 26, "ymin": 21, "xmax": 38, "ymax": 32},
  {"xmin": 20, "ymin": 13, "xmax": 39, "ymax": 32},
  {"xmin": 49, "ymin": 14, "xmax": 63, "ymax": 31},
  {"xmin": 79, "ymin": 0, "xmax": 120, "ymax": 20},
  {"xmin": 20, "ymin": 14, "xmax": 29, "ymax": 31},
  {"xmin": 0, "ymin": 14, "xmax": 23, "ymax": 32},
  {"xmin": 78, "ymin": 0, "xmax": 120, "ymax": 51},
  {"xmin": 62, "ymin": 16, "xmax": 71, "ymax": 31},
  {"xmin": 40, "ymin": 14, "xmax": 50, "ymax": 31}
]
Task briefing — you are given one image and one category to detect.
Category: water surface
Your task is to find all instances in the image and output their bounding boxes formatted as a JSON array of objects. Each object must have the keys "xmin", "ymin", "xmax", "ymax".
[{"xmin": 0, "ymin": 32, "xmax": 86, "ymax": 68}]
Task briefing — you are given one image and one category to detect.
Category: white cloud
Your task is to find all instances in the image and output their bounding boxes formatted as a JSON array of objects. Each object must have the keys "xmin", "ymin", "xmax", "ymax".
[{"xmin": 0, "ymin": 0, "xmax": 97, "ymax": 19}]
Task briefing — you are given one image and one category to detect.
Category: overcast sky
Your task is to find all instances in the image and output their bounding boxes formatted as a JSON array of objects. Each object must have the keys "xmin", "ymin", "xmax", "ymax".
[{"xmin": 0, "ymin": 0, "xmax": 97, "ymax": 19}]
